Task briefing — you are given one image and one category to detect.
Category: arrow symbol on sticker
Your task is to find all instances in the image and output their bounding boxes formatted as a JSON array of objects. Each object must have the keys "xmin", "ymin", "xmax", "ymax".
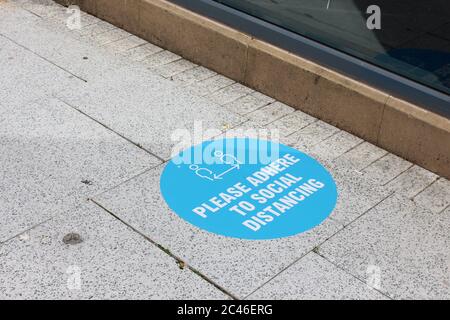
[{"xmin": 213, "ymin": 164, "xmax": 240, "ymax": 180}]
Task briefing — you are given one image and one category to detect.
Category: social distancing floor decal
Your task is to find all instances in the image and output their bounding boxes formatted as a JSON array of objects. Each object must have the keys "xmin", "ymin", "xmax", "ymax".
[{"xmin": 161, "ymin": 138, "xmax": 338, "ymax": 240}]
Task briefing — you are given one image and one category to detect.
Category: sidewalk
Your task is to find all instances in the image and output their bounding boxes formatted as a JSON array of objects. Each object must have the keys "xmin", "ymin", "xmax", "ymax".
[{"xmin": 0, "ymin": 0, "xmax": 449, "ymax": 299}]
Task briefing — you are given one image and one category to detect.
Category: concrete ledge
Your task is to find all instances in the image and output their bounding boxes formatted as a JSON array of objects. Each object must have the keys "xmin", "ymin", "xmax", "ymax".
[
  {"xmin": 138, "ymin": 0, "xmax": 250, "ymax": 81},
  {"xmin": 379, "ymin": 97, "xmax": 450, "ymax": 178},
  {"xmin": 55, "ymin": 0, "xmax": 450, "ymax": 179},
  {"xmin": 245, "ymin": 39, "xmax": 388, "ymax": 144}
]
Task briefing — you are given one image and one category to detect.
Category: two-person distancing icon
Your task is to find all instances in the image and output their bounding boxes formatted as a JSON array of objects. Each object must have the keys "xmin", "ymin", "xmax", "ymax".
[{"xmin": 189, "ymin": 151, "xmax": 241, "ymax": 182}]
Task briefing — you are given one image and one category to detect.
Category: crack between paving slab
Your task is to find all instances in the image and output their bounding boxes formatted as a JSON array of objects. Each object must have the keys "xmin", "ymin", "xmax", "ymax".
[
  {"xmin": 243, "ymin": 191, "xmax": 396, "ymax": 299},
  {"xmin": 381, "ymin": 163, "xmax": 414, "ymax": 187},
  {"xmin": 0, "ymin": 217, "xmax": 53, "ymax": 247},
  {"xmin": 21, "ymin": 7, "xmax": 44, "ymax": 18},
  {"xmin": 146, "ymin": 53, "xmax": 183, "ymax": 71},
  {"xmin": 0, "ymin": 33, "xmax": 88, "ymax": 83},
  {"xmin": 242, "ymin": 249, "xmax": 316, "ymax": 299},
  {"xmin": 200, "ymin": 80, "xmax": 237, "ymax": 99},
  {"xmin": 56, "ymin": 98, "xmax": 166, "ymax": 163},
  {"xmin": 411, "ymin": 178, "xmax": 450, "ymax": 214},
  {"xmin": 359, "ymin": 152, "xmax": 389, "ymax": 172},
  {"xmin": 99, "ymin": 33, "xmax": 134, "ymax": 48},
  {"xmin": 70, "ymin": 100, "xmax": 250, "ymax": 202},
  {"xmin": 122, "ymin": 41, "xmax": 164, "ymax": 61},
  {"xmin": 314, "ymin": 129, "xmax": 342, "ymax": 145},
  {"xmin": 88, "ymin": 162, "xmax": 170, "ymax": 201},
  {"xmin": 245, "ymin": 100, "xmax": 276, "ymax": 117},
  {"xmin": 327, "ymin": 191, "xmax": 396, "ymax": 239},
  {"xmin": 409, "ymin": 176, "xmax": 439, "ymax": 200},
  {"xmin": 282, "ymin": 120, "xmax": 340, "ymax": 150},
  {"xmin": 313, "ymin": 251, "xmax": 393, "ymax": 300},
  {"xmin": 440, "ymin": 203, "xmax": 450, "ymax": 214},
  {"xmin": 334, "ymin": 140, "xmax": 365, "ymax": 161},
  {"xmin": 89, "ymin": 199, "xmax": 239, "ymax": 300},
  {"xmin": 283, "ymin": 118, "xmax": 320, "ymax": 138},
  {"xmin": 411, "ymin": 177, "xmax": 440, "ymax": 200}
]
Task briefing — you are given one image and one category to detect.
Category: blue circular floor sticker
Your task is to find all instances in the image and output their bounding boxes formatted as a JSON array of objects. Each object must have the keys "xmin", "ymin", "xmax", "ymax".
[{"xmin": 161, "ymin": 138, "xmax": 337, "ymax": 240}]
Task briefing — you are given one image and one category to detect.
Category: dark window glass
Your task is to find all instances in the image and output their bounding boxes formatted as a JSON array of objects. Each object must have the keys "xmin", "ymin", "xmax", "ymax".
[{"xmin": 214, "ymin": 0, "xmax": 450, "ymax": 95}]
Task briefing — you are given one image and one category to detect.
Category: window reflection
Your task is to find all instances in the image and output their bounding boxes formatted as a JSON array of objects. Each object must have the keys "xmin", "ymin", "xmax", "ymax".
[{"xmin": 215, "ymin": 0, "xmax": 450, "ymax": 95}]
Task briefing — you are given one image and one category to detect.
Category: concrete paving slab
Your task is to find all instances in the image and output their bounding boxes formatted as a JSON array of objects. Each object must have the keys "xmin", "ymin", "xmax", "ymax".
[
  {"xmin": 152, "ymin": 59, "xmax": 198, "ymax": 78},
  {"xmin": 76, "ymin": 11, "xmax": 103, "ymax": 28},
  {"xmin": 413, "ymin": 178, "xmax": 450, "ymax": 213},
  {"xmin": 216, "ymin": 120, "xmax": 276, "ymax": 141},
  {"xmin": 102, "ymin": 35, "xmax": 147, "ymax": 53},
  {"xmin": 0, "ymin": 97, "xmax": 160, "ymax": 242},
  {"xmin": 325, "ymin": 162, "xmax": 393, "ymax": 226},
  {"xmin": 248, "ymin": 253, "xmax": 386, "ymax": 300},
  {"xmin": 269, "ymin": 111, "xmax": 318, "ymax": 137},
  {"xmin": 244, "ymin": 117, "xmax": 391, "ymax": 227},
  {"xmin": 0, "ymin": 41, "xmax": 48, "ymax": 105},
  {"xmin": 187, "ymin": 74, "xmax": 236, "ymax": 97},
  {"xmin": 94, "ymin": 164, "xmax": 343, "ymax": 298},
  {"xmin": 27, "ymin": 4, "xmax": 101, "ymax": 31},
  {"xmin": 224, "ymin": 92, "xmax": 274, "ymax": 116},
  {"xmin": 93, "ymin": 28, "xmax": 132, "ymax": 46},
  {"xmin": 385, "ymin": 165, "xmax": 438, "ymax": 199},
  {"xmin": 142, "ymin": 50, "xmax": 181, "ymax": 68},
  {"xmin": 0, "ymin": 34, "xmax": 84, "ymax": 111},
  {"xmin": 0, "ymin": 190, "xmax": 74, "ymax": 245},
  {"xmin": 0, "ymin": 36, "xmax": 46, "ymax": 82},
  {"xmin": 171, "ymin": 65, "xmax": 217, "ymax": 86},
  {"xmin": 0, "ymin": 80, "xmax": 43, "ymax": 112},
  {"xmin": 0, "ymin": 16, "xmax": 132, "ymax": 82},
  {"xmin": 18, "ymin": 0, "xmax": 65, "ymax": 19},
  {"xmin": 121, "ymin": 42, "xmax": 164, "ymax": 62},
  {"xmin": 0, "ymin": 0, "xmax": 41, "ymax": 27},
  {"xmin": 56, "ymin": 73, "xmax": 245, "ymax": 160},
  {"xmin": 0, "ymin": 202, "xmax": 228, "ymax": 299},
  {"xmin": 443, "ymin": 205, "xmax": 450, "ymax": 216},
  {"xmin": 362, "ymin": 153, "xmax": 413, "ymax": 186},
  {"xmin": 307, "ymin": 131, "xmax": 363, "ymax": 163},
  {"xmin": 251, "ymin": 91, "xmax": 276, "ymax": 105},
  {"xmin": 319, "ymin": 194, "xmax": 450, "ymax": 299},
  {"xmin": 332, "ymin": 141, "xmax": 388, "ymax": 172},
  {"xmin": 247, "ymin": 102, "xmax": 295, "ymax": 126},
  {"xmin": 281, "ymin": 120, "xmax": 340, "ymax": 150},
  {"xmin": 77, "ymin": 20, "xmax": 117, "ymax": 37},
  {"xmin": 208, "ymin": 83, "xmax": 254, "ymax": 106}
]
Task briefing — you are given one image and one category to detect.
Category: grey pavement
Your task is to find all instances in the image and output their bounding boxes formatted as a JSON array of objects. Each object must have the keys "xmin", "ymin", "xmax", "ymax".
[{"xmin": 0, "ymin": 0, "xmax": 449, "ymax": 300}]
